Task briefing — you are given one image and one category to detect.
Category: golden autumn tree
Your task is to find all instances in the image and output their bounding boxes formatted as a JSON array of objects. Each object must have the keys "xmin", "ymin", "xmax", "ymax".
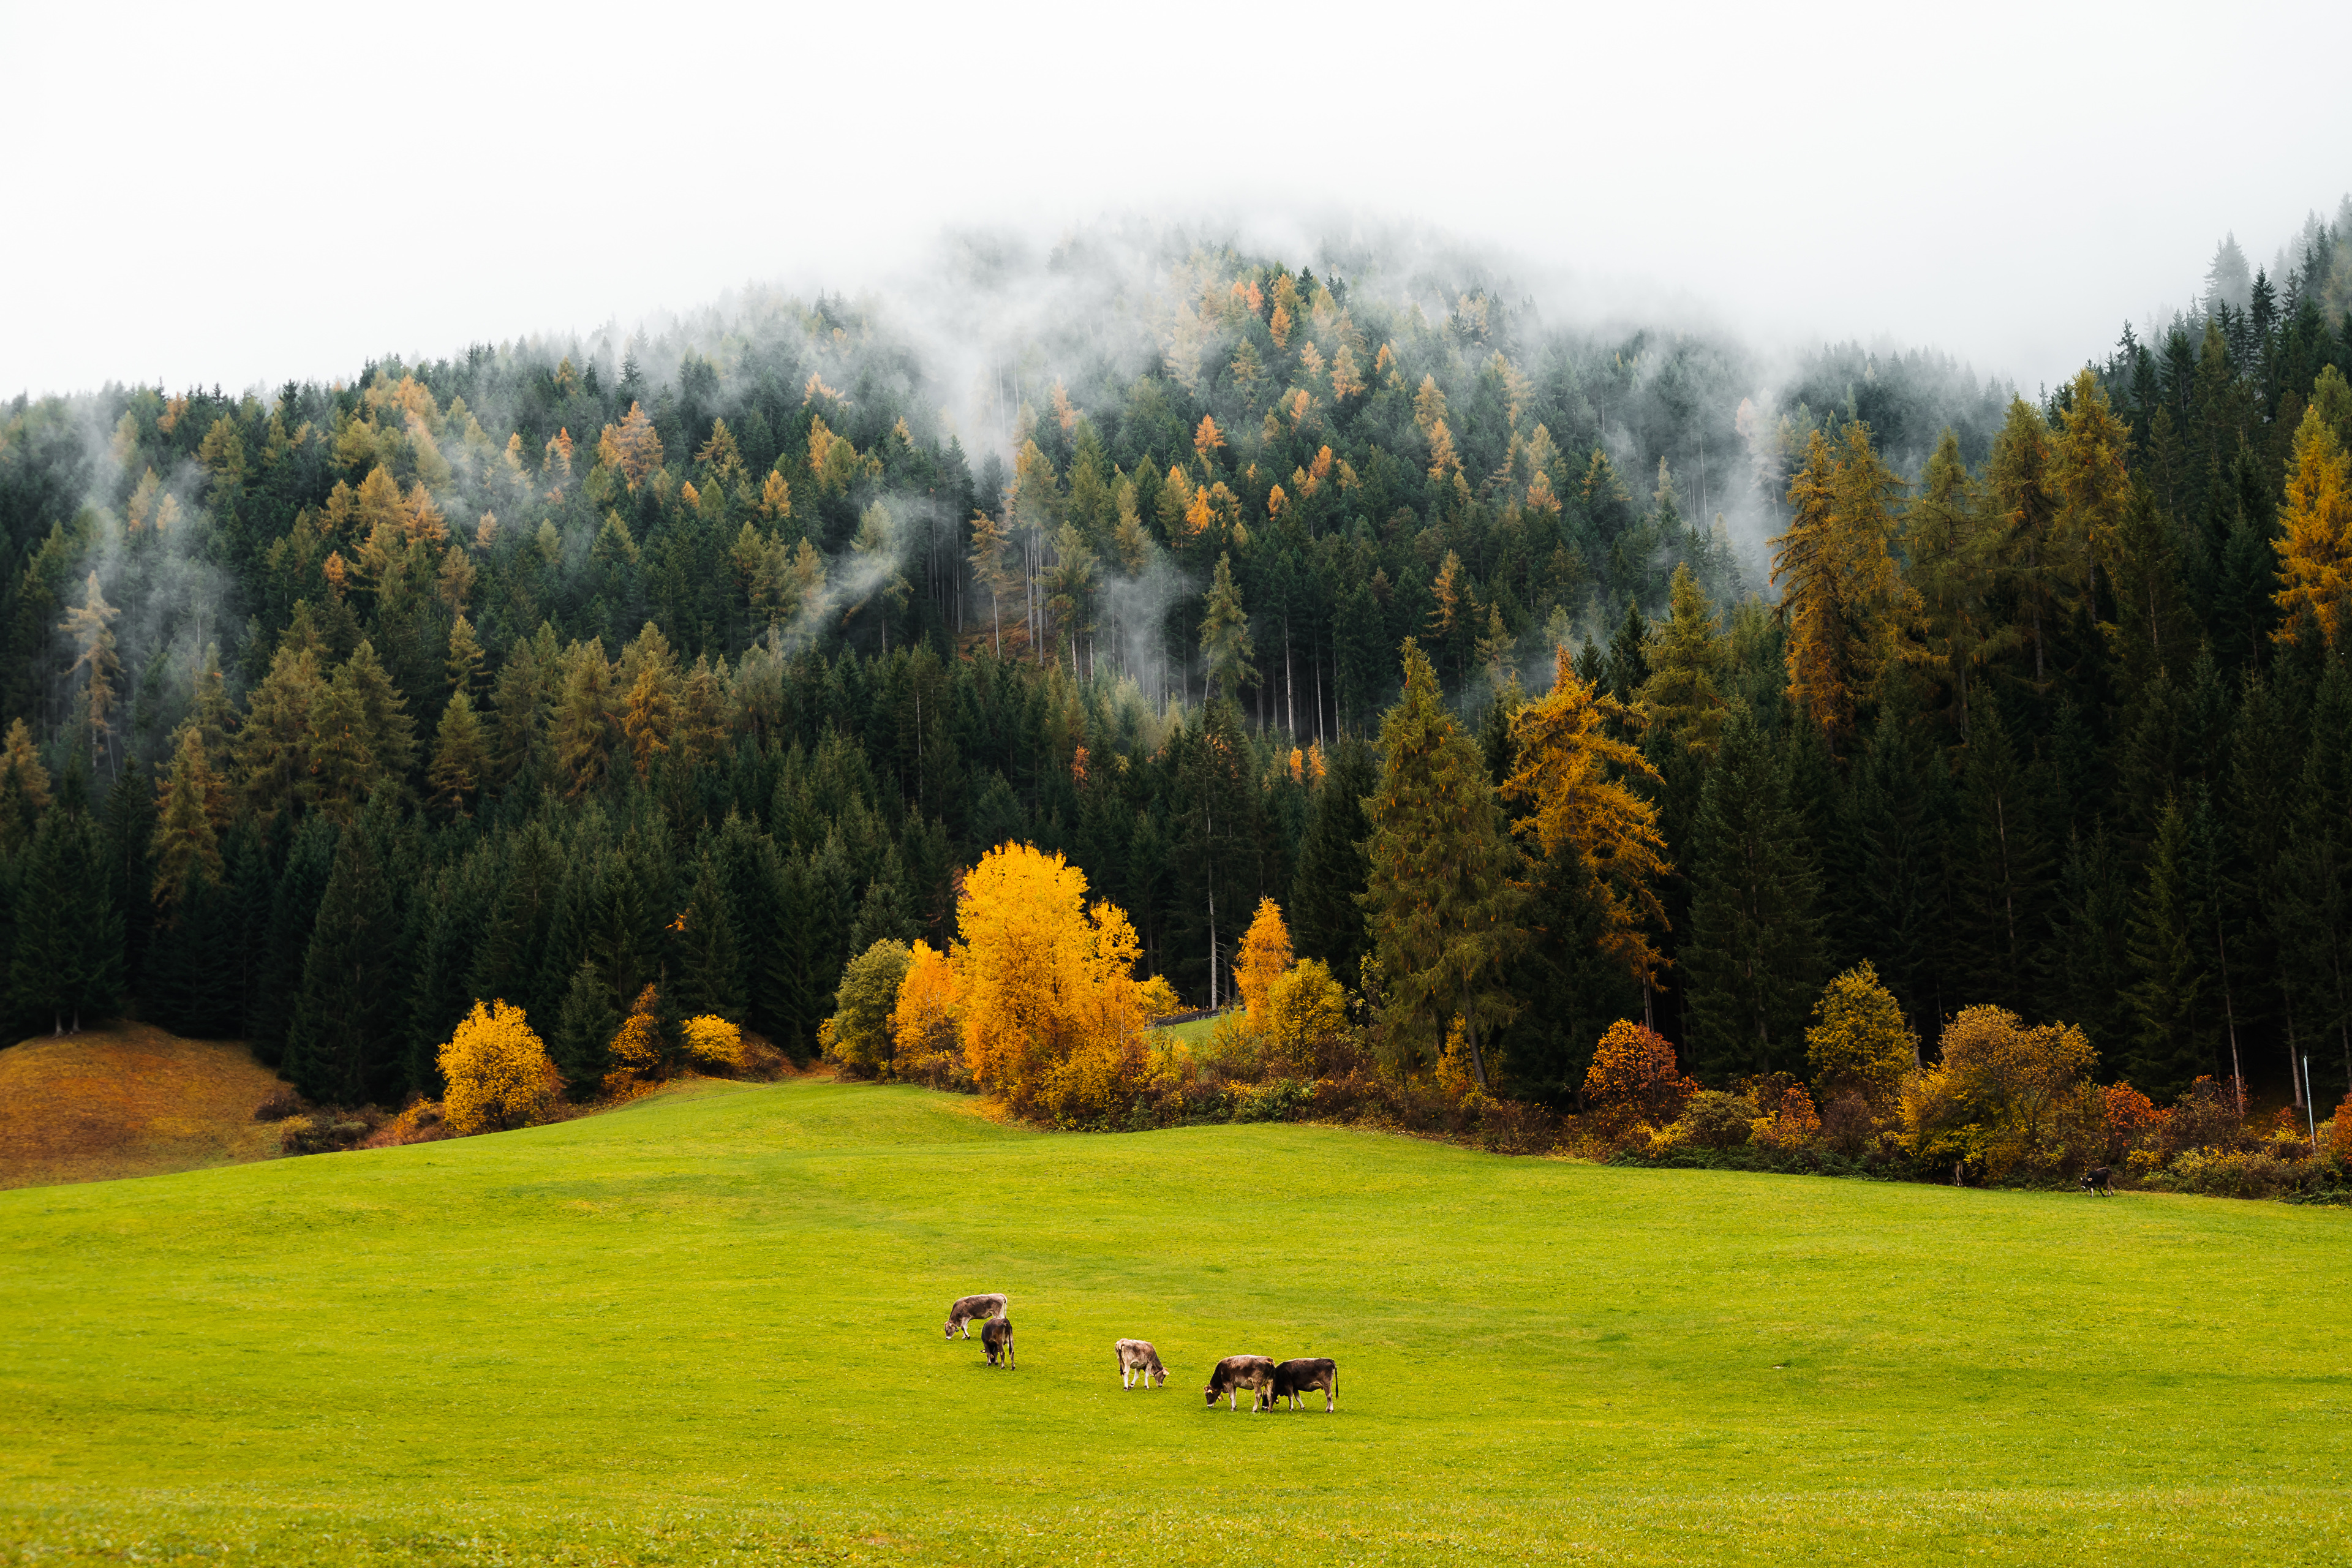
[
  {"xmin": 889, "ymin": 939, "xmax": 964, "ymax": 1085},
  {"xmin": 438, "ymin": 1000, "xmax": 561, "ymax": 1134},
  {"xmin": 1583, "ymin": 1019, "xmax": 1694, "ymax": 1129},
  {"xmin": 1900, "ymin": 1005, "xmax": 2098, "ymax": 1178},
  {"xmin": 1193, "ymin": 414, "xmax": 1226, "ymax": 467},
  {"xmin": 1502, "ymin": 651, "xmax": 1672, "ymax": 989},
  {"xmin": 603, "ymin": 401, "xmax": 665, "ymax": 487},
  {"xmin": 2051, "ymin": 368, "xmax": 2134, "ymax": 611},
  {"xmin": 1234, "ymin": 897, "xmax": 1294, "ymax": 1024},
  {"xmin": 946, "ymin": 842, "xmax": 1153, "ymax": 1121},
  {"xmin": 60, "ymin": 571, "xmax": 120, "ymax": 769},
  {"xmin": 1803, "ymin": 960, "xmax": 1918, "ymax": 1114},
  {"xmin": 2272, "ymin": 401, "xmax": 2352, "ymax": 648},
  {"xmin": 1770, "ymin": 423, "xmax": 1913, "ymax": 749}
]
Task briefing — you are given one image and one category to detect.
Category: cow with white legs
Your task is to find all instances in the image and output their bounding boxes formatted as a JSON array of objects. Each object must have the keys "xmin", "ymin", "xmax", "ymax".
[
  {"xmin": 1116, "ymin": 1339, "xmax": 1167, "ymax": 1389},
  {"xmin": 1203, "ymin": 1354, "xmax": 1276, "ymax": 1411},
  {"xmin": 944, "ymin": 1293, "xmax": 1007, "ymax": 1338}
]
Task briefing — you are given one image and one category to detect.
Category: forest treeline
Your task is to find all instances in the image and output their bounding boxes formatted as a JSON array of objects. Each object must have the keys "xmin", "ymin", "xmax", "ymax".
[{"xmin": 2, "ymin": 215, "xmax": 2351, "ymax": 1118}]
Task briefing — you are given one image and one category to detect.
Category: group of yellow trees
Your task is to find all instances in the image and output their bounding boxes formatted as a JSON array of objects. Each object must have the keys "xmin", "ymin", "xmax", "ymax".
[
  {"xmin": 430, "ymin": 990, "xmax": 745, "ymax": 1137},
  {"xmin": 821, "ymin": 839, "xmax": 1366, "ymax": 1126}
]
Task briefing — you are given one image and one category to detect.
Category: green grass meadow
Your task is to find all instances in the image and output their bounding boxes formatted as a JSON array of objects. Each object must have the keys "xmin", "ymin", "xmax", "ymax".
[{"xmin": 2, "ymin": 1076, "xmax": 2348, "ymax": 1565}]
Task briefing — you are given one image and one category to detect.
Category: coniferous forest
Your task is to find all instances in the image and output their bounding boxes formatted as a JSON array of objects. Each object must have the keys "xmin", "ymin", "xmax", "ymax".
[{"xmin": 4, "ymin": 212, "xmax": 2352, "ymax": 1142}]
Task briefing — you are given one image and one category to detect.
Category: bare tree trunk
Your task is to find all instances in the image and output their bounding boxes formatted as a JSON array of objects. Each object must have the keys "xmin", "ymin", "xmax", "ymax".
[
  {"xmin": 2217, "ymin": 923, "xmax": 2242, "ymax": 1115},
  {"xmin": 1285, "ymin": 620, "xmax": 1295, "ymax": 736}
]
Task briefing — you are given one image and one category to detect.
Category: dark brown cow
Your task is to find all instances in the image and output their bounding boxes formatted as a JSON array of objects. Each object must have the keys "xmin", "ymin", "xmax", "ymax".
[
  {"xmin": 1116, "ymin": 1338, "xmax": 1167, "ymax": 1389},
  {"xmin": 1269, "ymin": 1357, "xmax": 1336, "ymax": 1411},
  {"xmin": 944, "ymin": 1292, "xmax": 1008, "ymax": 1338},
  {"xmin": 981, "ymin": 1315, "xmax": 1016, "ymax": 1368},
  {"xmin": 1203, "ymin": 1354, "xmax": 1275, "ymax": 1411},
  {"xmin": 2081, "ymin": 1166, "xmax": 2115, "ymax": 1196}
]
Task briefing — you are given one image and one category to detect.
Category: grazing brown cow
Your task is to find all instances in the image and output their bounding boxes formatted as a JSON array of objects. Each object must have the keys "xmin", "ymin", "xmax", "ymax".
[
  {"xmin": 1268, "ymin": 1357, "xmax": 1337, "ymax": 1411},
  {"xmin": 2081, "ymin": 1166, "xmax": 2115, "ymax": 1196},
  {"xmin": 981, "ymin": 1315, "xmax": 1016, "ymax": 1368},
  {"xmin": 1116, "ymin": 1338, "xmax": 1167, "ymax": 1389},
  {"xmin": 1203, "ymin": 1354, "xmax": 1276, "ymax": 1411},
  {"xmin": 944, "ymin": 1292, "xmax": 1008, "ymax": 1338}
]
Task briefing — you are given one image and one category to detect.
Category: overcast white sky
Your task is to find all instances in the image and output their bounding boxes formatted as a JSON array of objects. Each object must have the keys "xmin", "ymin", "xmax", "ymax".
[{"xmin": 4, "ymin": 1, "xmax": 2348, "ymax": 401}]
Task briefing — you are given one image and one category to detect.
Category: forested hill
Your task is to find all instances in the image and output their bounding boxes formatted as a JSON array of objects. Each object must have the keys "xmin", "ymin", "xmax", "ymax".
[{"xmin": 1, "ymin": 217, "xmax": 2350, "ymax": 1117}]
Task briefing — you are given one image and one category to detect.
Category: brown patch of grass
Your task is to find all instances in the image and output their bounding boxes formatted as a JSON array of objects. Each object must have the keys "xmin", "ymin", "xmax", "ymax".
[{"xmin": 0, "ymin": 1022, "xmax": 287, "ymax": 1190}]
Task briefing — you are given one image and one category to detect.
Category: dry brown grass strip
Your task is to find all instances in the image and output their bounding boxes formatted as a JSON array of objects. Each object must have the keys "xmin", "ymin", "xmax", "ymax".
[{"xmin": 0, "ymin": 1023, "xmax": 285, "ymax": 1190}]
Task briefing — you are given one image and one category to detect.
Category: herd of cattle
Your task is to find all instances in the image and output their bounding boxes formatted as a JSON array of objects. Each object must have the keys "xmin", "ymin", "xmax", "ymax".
[{"xmin": 943, "ymin": 1292, "xmax": 1338, "ymax": 1412}]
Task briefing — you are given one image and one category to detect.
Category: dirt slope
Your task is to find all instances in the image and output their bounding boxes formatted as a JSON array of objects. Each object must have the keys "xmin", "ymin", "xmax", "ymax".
[{"xmin": 0, "ymin": 1023, "xmax": 285, "ymax": 1189}]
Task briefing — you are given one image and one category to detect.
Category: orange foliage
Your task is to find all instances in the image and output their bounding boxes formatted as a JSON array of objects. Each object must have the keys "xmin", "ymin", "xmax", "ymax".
[
  {"xmin": 603, "ymin": 984, "xmax": 664, "ymax": 1095},
  {"xmin": 1234, "ymin": 898, "xmax": 1294, "ymax": 1025},
  {"xmin": 1583, "ymin": 1020, "xmax": 1694, "ymax": 1128},
  {"xmin": 1193, "ymin": 415, "xmax": 1226, "ymax": 464},
  {"xmin": 605, "ymin": 402, "xmax": 664, "ymax": 488},
  {"xmin": 2101, "ymin": 1080, "xmax": 2168, "ymax": 1163},
  {"xmin": 943, "ymin": 843, "xmax": 1154, "ymax": 1118},
  {"xmin": 2272, "ymin": 404, "xmax": 2352, "ymax": 647}
]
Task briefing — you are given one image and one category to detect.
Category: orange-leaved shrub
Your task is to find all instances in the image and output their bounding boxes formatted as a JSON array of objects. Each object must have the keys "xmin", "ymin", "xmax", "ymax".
[
  {"xmin": 1583, "ymin": 1019, "xmax": 1694, "ymax": 1134},
  {"xmin": 603, "ymin": 985, "xmax": 664, "ymax": 1095},
  {"xmin": 439, "ymin": 999, "xmax": 560, "ymax": 1134}
]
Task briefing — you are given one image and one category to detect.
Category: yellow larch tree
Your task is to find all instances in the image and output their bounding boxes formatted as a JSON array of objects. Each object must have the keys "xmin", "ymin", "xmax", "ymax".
[
  {"xmin": 2272, "ymin": 401, "xmax": 2352, "ymax": 648},
  {"xmin": 1234, "ymin": 897, "xmax": 1294, "ymax": 1025},
  {"xmin": 947, "ymin": 842, "xmax": 1152, "ymax": 1119},
  {"xmin": 1770, "ymin": 423, "xmax": 1914, "ymax": 749},
  {"xmin": 1502, "ymin": 651, "xmax": 1673, "ymax": 989}
]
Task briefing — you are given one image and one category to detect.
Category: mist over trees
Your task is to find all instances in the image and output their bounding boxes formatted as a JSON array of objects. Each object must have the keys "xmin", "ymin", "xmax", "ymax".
[{"xmin": 2, "ymin": 212, "xmax": 2350, "ymax": 1116}]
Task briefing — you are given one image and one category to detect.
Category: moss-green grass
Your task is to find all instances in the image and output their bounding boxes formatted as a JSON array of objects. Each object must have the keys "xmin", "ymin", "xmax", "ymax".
[
  {"xmin": 2, "ymin": 1076, "xmax": 2346, "ymax": 1565},
  {"xmin": 1147, "ymin": 1013, "xmax": 1222, "ymax": 1049}
]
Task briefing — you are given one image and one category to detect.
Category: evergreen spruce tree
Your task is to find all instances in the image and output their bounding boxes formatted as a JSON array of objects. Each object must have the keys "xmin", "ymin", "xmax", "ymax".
[
  {"xmin": 12, "ymin": 807, "xmax": 122, "ymax": 1033},
  {"xmin": 1681, "ymin": 710, "xmax": 1823, "ymax": 1080},
  {"xmin": 1291, "ymin": 736, "xmax": 1376, "ymax": 986},
  {"xmin": 250, "ymin": 815, "xmax": 336, "ymax": 1065},
  {"xmin": 2277, "ymin": 662, "xmax": 2352, "ymax": 1095},
  {"xmin": 285, "ymin": 818, "xmax": 401, "ymax": 1104},
  {"xmin": 845, "ymin": 843, "xmax": 921, "ymax": 955},
  {"xmin": 552, "ymin": 956, "xmax": 619, "ymax": 1094},
  {"xmin": 2122, "ymin": 798, "xmax": 2214, "ymax": 1098},
  {"xmin": 1956, "ymin": 704, "xmax": 2051, "ymax": 1012},
  {"xmin": 672, "ymin": 853, "xmax": 747, "ymax": 1022},
  {"xmin": 1359, "ymin": 639, "xmax": 1525, "ymax": 1088}
]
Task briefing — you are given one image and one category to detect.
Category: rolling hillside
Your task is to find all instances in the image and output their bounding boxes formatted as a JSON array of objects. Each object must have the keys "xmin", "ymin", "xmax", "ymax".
[{"xmin": 1, "ymin": 1076, "xmax": 2346, "ymax": 1566}]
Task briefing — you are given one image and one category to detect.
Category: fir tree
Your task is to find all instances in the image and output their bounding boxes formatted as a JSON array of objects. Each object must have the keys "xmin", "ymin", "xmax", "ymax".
[
  {"xmin": 1681, "ymin": 710, "xmax": 1823, "ymax": 1080},
  {"xmin": 1291, "ymin": 736, "xmax": 1376, "ymax": 986},
  {"xmin": 1360, "ymin": 639, "xmax": 1525, "ymax": 1088}
]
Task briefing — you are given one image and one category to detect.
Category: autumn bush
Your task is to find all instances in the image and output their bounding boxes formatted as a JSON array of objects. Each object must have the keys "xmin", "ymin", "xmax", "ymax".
[
  {"xmin": 680, "ymin": 1014, "xmax": 744, "ymax": 1071},
  {"xmin": 439, "ymin": 999, "xmax": 561, "ymax": 1135},
  {"xmin": 601, "ymin": 986, "xmax": 665, "ymax": 1096},
  {"xmin": 1901, "ymin": 1005, "xmax": 2098, "ymax": 1180},
  {"xmin": 361, "ymin": 1096, "xmax": 449, "ymax": 1148},
  {"xmin": 1670, "ymin": 1089, "xmax": 1756, "ymax": 1150},
  {"xmin": 1806, "ymin": 962, "xmax": 1915, "ymax": 1117},
  {"xmin": 1583, "ymin": 1020, "xmax": 1694, "ymax": 1135},
  {"xmin": 895, "ymin": 842, "xmax": 1159, "ymax": 1123},
  {"xmin": 2159, "ymin": 1077, "xmax": 2252, "ymax": 1159}
]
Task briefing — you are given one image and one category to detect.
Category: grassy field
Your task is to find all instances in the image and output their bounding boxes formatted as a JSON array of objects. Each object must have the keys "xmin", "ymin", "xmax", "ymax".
[
  {"xmin": 2, "ymin": 1076, "xmax": 2347, "ymax": 1566},
  {"xmin": 0, "ymin": 1025, "xmax": 283, "ymax": 1190}
]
